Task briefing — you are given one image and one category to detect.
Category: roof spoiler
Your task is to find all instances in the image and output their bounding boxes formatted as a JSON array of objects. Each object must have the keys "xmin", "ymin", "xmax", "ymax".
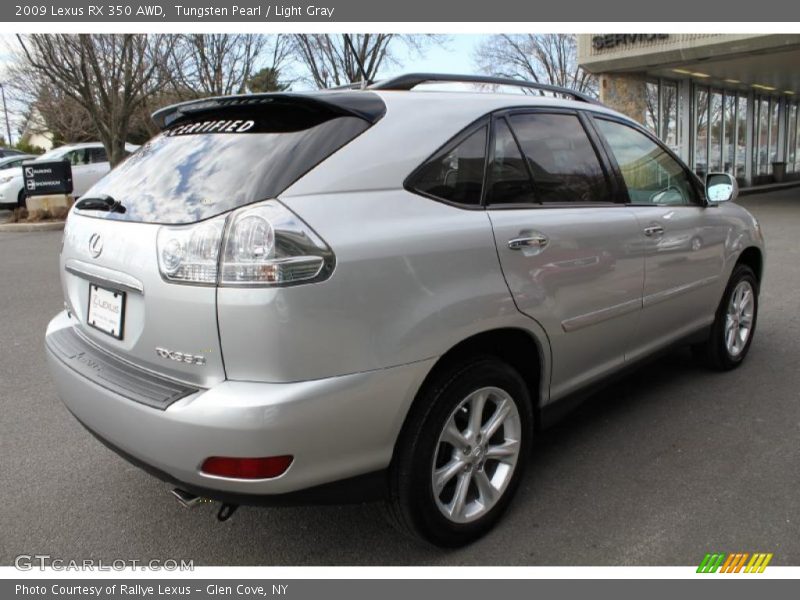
[{"xmin": 151, "ymin": 91, "xmax": 386, "ymax": 131}]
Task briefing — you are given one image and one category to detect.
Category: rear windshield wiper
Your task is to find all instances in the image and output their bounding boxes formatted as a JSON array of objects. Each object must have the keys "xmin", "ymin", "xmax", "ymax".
[{"xmin": 74, "ymin": 195, "xmax": 126, "ymax": 214}]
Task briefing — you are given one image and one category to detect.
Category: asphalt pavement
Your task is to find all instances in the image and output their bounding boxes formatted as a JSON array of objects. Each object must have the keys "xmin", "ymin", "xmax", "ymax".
[{"xmin": 1, "ymin": 190, "xmax": 799, "ymax": 566}]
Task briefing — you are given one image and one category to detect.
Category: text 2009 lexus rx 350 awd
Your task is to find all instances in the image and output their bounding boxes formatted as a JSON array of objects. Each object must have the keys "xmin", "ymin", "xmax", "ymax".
[{"xmin": 46, "ymin": 74, "xmax": 764, "ymax": 547}]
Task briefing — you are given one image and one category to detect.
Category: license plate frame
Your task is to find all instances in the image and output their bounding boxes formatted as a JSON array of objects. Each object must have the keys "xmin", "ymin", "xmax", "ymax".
[{"xmin": 87, "ymin": 283, "xmax": 126, "ymax": 340}]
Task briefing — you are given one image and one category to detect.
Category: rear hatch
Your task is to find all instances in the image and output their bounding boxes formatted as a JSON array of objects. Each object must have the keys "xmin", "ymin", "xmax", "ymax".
[
  {"xmin": 61, "ymin": 214, "xmax": 226, "ymax": 387},
  {"xmin": 59, "ymin": 93, "xmax": 384, "ymax": 387}
]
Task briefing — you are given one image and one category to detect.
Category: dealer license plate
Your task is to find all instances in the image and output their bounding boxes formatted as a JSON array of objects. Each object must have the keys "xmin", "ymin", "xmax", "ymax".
[{"xmin": 87, "ymin": 284, "xmax": 126, "ymax": 339}]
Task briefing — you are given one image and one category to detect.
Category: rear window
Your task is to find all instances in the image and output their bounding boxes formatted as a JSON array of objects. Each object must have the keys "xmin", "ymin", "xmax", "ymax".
[{"xmin": 77, "ymin": 107, "xmax": 371, "ymax": 224}]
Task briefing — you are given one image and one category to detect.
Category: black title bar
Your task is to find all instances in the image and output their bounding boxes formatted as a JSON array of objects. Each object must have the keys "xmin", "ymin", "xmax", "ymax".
[{"xmin": 5, "ymin": 0, "xmax": 800, "ymax": 22}]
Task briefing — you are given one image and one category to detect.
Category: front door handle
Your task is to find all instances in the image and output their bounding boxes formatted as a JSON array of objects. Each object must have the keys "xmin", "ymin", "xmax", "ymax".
[
  {"xmin": 643, "ymin": 224, "xmax": 665, "ymax": 237},
  {"xmin": 508, "ymin": 235, "xmax": 549, "ymax": 251}
]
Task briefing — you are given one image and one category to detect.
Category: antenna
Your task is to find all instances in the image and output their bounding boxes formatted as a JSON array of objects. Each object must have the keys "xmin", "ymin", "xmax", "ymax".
[{"xmin": 343, "ymin": 34, "xmax": 370, "ymax": 89}]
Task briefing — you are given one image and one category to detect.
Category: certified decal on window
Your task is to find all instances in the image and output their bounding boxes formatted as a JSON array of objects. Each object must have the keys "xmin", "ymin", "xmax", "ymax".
[{"xmin": 165, "ymin": 119, "xmax": 256, "ymax": 136}]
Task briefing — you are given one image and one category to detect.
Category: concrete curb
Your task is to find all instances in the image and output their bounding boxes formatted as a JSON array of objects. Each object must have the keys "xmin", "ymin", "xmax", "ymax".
[
  {"xmin": 0, "ymin": 220, "xmax": 65, "ymax": 232},
  {"xmin": 740, "ymin": 181, "xmax": 800, "ymax": 196}
]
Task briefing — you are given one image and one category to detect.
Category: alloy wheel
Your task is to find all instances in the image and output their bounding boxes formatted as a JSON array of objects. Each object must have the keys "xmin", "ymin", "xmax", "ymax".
[
  {"xmin": 431, "ymin": 386, "xmax": 522, "ymax": 524},
  {"xmin": 725, "ymin": 280, "xmax": 755, "ymax": 357}
]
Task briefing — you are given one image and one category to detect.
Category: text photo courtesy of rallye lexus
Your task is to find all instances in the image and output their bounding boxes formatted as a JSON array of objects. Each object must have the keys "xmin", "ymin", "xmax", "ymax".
[{"xmin": 44, "ymin": 73, "xmax": 765, "ymax": 547}]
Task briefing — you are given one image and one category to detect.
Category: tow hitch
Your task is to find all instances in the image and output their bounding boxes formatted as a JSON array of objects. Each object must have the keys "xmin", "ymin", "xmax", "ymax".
[
  {"xmin": 171, "ymin": 488, "xmax": 239, "ymax": 522},
  {"xmin": 216, "ymin": 503, "xmax": 238, "ymax": 522}
]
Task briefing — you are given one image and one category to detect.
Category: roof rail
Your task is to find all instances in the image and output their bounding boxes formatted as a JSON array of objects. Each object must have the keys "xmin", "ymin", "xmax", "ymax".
[
  {"xmin": 327, "ymin": 81, "xmax": 366, "ymax": 91},
  {"xmin": 369, "ymin": 73, "xmax": 600, "ymax": 105}
]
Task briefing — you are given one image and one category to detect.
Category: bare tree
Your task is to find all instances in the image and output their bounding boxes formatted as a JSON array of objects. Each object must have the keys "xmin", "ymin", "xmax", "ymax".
[
  {"xmin": 474, "ymin": 34, "xmax": 596, "ymax": 97},
  {"xmin": 169, "ymin": 34, "xmax": 290, "ymax": 98},
  {"xmin": 3, "ymin": 60, "xmax": 96, "ymax": 146},
  {"xmin": 291, "ymin": 34, "xmax": 441, "ymax": 89},
  {"xmin": 30, "ymin": 88, "xmax": 97, "ymax": 145},
  {"xmin": 15, "ymin": 34, "xmax": 173, "ymax": 165}
]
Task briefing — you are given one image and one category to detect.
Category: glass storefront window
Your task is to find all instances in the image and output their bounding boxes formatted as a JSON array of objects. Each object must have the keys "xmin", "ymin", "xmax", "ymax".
[
  {"xmin": 638, "ymin": 80, "xmax": 799, "ymax": 182},
  {"xmin": 757, "ymin": 97, "xmax": 770, "ymax": 175},
  {"xmin": 662, "ymin": 82, "xmax": 679, "ymax": 153},
  {"xmin": 645, "ymin": 81, "xmax": 659, "ymax": 135},
  {"xmin": 794, "ymin": 103, "xmax": 800, "ymax": 172},
  {"xmin": 695, "ymin": 88, "xmax": 709, "ymax": 175},
  {"xmin": 709, "ymin": 91, "xmax": 723, "ymax": 171},
  {"xmin": 736, "ymin": 95, "xmax": 748, "ymax": 179},
  {"xmin": 723, "ymin": 93, "xmax": 735, "ymax": 174},
  {"xmin": 788, "ymin": 103, "xmax": 798, "ymax": 173},
  {"xmin": 639, "ymin": 78, "xmax": 680, "ymax": 152},
  {"xmin": 769, "ymin": 99, "xmax": 779, "ymax": 166}
]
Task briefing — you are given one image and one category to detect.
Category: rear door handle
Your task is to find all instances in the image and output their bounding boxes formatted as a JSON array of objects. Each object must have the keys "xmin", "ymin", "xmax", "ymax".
[
  {"xmin": 643, "ymin": 224, "xmax": 664, "ymax": 237},
  {"xmin": 508, "ymin": 235, "xmax": 549, "ymax": 250}
]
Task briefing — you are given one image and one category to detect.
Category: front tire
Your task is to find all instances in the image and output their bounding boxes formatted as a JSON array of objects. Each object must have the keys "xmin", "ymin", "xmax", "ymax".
[
  {"xmin": 694, "ymin": 264, "xmax": 759, "ymax": 370},
  {"xmin": 387, "ymin": 357, "xmax": 532, "ymax": 547}
]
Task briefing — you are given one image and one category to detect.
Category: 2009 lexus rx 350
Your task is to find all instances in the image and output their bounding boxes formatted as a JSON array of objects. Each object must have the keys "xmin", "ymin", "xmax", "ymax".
[{"xmin": 45, "ymin": 74, "xmax": 764, "ymax": 547}]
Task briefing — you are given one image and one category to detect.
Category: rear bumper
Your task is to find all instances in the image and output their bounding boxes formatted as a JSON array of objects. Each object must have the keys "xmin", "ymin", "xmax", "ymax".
[{"xmin": 45, "ymin": 311, "xmax": 433, "ymax": 499}]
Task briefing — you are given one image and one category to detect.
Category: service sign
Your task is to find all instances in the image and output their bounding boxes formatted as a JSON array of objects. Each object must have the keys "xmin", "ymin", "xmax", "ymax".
[{"xmin": 21, "ymin": 160, "xmax": 73, "ymax": 196}]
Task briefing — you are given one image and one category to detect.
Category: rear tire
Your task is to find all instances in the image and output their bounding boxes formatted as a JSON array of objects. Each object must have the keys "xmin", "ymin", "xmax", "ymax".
[
  {"xmin": 693, "ymin": 264, "xmax": 758, "ymax": 370},
  {"xmin": 387, "ymin": 357, "xmax": 532, "ymax": 547}
]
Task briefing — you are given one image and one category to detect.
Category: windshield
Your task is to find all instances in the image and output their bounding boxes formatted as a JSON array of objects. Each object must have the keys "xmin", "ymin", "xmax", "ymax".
[
  {"xmin": 76, "ymin": 113, "xmax": 370, "ymax": 225},
  {"xmin": 35, "ymin": 147, "xmax": 70, "ymax": 161}
]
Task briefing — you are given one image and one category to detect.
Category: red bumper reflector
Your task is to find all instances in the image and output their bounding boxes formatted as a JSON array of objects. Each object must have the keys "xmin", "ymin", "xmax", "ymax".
[{"xmin": 201, "ymin": 455, "xmax": 293, "ymax": 479}]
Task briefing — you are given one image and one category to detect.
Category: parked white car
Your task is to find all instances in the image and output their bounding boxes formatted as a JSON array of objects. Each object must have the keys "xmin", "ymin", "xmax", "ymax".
[
  {"xmin": 0, "ymin": 142, "xmax": 139, "ymax": 209},
  {"xmin": 0, "ymin": 154, "xmax": 36, "ymax": 171}
]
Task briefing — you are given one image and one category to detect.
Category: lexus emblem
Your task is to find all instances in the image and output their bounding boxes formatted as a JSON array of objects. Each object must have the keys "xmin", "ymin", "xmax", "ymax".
[{"xmin": 88, "ymin": 233, "xmax": 103, "ymax": 258}]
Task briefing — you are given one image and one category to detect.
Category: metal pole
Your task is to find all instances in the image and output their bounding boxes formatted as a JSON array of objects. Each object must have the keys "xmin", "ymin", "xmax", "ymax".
[
  {"xmin": 343, "ymin": 34, "xmax": 369, "ymax": 88},
  {"xmin": 0, "ymin": 84, "xmax": 11, "ymax": 146}
]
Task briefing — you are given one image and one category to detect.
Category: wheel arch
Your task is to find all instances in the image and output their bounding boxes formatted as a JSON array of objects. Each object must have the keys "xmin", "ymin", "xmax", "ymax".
[
  {"xmin": 394, "ymin": 327, "xmax": 547, "ymax": 458},
  {"xmin": 736, "ymin": 246, "xmax": 763, "ymax": 285}
]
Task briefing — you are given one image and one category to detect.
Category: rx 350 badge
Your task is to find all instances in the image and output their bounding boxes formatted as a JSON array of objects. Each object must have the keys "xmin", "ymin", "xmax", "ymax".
[{"xmin": 155, "ymin": 347, "xmax": 206, "ymax": 366}]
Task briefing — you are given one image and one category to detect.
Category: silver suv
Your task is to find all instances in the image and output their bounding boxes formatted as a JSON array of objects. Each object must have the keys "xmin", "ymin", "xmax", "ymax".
[{"xmin": 45, "ymin": 74, "xmax": 764, "ymax": 547}]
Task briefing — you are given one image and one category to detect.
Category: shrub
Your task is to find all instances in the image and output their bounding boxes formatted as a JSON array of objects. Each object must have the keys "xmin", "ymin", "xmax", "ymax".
[
  {"xmin": 50, "ymin": 206, "xmax": 69, "ymax": 220},
  {"xmin": 4, "ymin": 206, "xmax": 69, "ymax": 223}
]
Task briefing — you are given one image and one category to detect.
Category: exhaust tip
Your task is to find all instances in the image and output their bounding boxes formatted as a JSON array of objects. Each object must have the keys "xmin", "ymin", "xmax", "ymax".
[{"xmin": 171, "ymin": 488, "xmax": 209, "ymax": 509}]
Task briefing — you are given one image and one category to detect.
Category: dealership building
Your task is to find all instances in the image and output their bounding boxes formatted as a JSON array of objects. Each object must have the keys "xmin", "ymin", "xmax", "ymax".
[{"xmin": 577, "ymin": 34, "xmax": 800, "ymax": 186}]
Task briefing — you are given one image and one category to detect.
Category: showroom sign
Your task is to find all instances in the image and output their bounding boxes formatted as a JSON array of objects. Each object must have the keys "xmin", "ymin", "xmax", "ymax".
[{"xmin": 21, "ymin": 160, "xmax": 74, "ymax": 196}]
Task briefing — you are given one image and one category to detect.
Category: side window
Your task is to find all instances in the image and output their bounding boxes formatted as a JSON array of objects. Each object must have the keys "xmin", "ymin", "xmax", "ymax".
[
  {"xmin": 408, "ymin": 126, "xmax": 487, "ymax": 206},
  {"xmin": 88, "ymin": 147, "xmax": 108, "ymax": 163},
  {"xmin": 66, "ymin": 150, "xmax": 89, "ymax": 166},
  {"xmin": 486, "ymin": 118, "xmax": 536, "ymax": 205},
  {"xmin": 595, "ymin": 118, "xmax": 698, "ymax": 206},
  {"xmin": 508, "ymin": 113, "xmax": 611, "ymax": 203}
]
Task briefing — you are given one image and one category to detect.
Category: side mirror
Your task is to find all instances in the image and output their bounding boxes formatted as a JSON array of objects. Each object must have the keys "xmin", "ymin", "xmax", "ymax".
[{"xmin": 706, "ymin": 172, "xmax": 738, "ymax": 204}]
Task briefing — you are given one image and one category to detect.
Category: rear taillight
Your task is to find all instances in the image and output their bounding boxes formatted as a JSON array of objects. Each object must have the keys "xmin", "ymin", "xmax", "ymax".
[
  {"xmin": 157, "ymin": 217, "xmax": 225, "ymax": 284},
  {"xmin": 156, "ymin": 200, "xmax": 333, "ymax": 286},
  {"xmin": 221, "ymin": 203, "xmax": 332, "ymax": 285},
  {"xmin": 201, "ymin": 455, "xmax": 293, "ymax": 479}
]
